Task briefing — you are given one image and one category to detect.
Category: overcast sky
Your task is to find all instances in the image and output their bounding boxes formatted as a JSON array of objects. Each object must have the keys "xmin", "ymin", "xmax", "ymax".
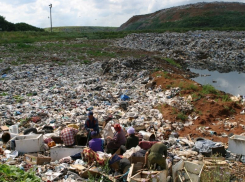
[{"xmin": 0, "ymin": 0, "xmax": 244, "ymax": 28}]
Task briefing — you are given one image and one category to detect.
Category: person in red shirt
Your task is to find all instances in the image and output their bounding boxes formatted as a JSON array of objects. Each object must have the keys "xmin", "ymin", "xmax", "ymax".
[{"xmin": 60, "ymin": 127, "xmax": 78, "ymax": 147}]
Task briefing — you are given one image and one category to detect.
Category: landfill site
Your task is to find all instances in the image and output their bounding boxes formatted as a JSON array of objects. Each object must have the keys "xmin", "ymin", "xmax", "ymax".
[{"xmin": 1, "ymin": 30, "xmax": 245, "ymax": 182}]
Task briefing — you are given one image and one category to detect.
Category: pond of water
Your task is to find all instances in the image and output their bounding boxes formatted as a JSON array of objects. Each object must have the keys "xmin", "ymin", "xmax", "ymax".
[{"xmin": 190, "ymin": 68, "xmax": 245, "ymax": 96}]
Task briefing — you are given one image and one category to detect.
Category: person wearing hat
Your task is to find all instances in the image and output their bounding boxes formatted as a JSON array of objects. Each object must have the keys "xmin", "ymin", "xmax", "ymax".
[
  {"xmin": 106, "ymin": 123, "xmax": 126, "ymax": 154},
  {"xmin": 125, "ymin": 127, "xmax": 139, "ymax": 150},
  {"xmin": 85, "ymin": 111, "xmax": 99, "ymax": 134},
  {"xmin": 89, "ymin": 131, "xmax": 104, "ymax": 152}
]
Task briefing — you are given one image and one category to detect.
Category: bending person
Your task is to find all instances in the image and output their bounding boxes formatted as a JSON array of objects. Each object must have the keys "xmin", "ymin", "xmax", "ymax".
[
  {"xmin": 60, "ymin": 126, "xmax": 78, "ymax": 147},
  {"xmin": 144, "ymin": 142, "xmax": 168, "ymax": 170}
]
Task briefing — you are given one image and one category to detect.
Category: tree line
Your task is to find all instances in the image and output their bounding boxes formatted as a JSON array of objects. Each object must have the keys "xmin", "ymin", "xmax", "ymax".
[{"xmin": 0, "ymin": 16, "xmax": 44, "ymax": 32}]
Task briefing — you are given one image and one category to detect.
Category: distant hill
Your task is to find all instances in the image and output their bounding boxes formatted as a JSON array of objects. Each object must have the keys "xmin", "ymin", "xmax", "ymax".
[
  {"xmin": 0, "ymin": 16, "xmax": 44, "ymax": 31},
  {"xmin": 45, "ymin": 26, "xmax": 117, "ymax": 33},
  {"xmin": 118, "ymin": 2, "xmax": 245, "ymax": 31}
]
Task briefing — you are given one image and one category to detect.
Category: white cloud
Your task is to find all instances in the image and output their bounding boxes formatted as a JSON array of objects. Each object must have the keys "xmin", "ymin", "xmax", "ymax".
[{"xmin": 0, "ymin": 0, "xmax": 245, "ymax": 28}]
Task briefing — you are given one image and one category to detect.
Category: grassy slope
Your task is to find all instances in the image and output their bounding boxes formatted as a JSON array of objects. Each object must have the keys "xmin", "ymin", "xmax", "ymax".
[
  {"xmin": 0, "ymin": 31, "xmax": 128, "ymax": 44},
  {"xmin": 44, "ymin": 26, "xmax": 118, "ymax": 33},
  {"xmin": 125, "ymin": 11, "xmax": 245, "ymax": 31},
  {"xmin": 120, "ymin": 2, "xmax": 245, "ymax": 31}
]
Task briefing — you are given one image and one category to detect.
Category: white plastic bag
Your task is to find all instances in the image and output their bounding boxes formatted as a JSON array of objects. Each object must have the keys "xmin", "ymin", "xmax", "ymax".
[
  {"xmin": 103, "ymin": 122, "xmax": 114, "ymax": 139},
  {"xmin": 123, "ymin": 146, "xmax": 141, "ymax": 158}
]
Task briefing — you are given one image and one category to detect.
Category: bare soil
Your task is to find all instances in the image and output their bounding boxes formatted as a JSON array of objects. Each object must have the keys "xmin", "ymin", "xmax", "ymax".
[{"xmin": 152, "ymin": 71, "xmax": 245, "ymax": 144}]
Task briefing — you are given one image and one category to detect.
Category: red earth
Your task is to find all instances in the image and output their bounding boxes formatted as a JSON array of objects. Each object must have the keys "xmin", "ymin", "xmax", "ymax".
[{"xmin": 152, "ymin": 71, "xmax": 245, "ymax": 144}]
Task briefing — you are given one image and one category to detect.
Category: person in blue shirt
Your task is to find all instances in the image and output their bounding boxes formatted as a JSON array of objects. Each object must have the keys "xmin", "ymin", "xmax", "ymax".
[{"xmin": 85, "ymin": 111, "xmax": 99, "ymax": 134}]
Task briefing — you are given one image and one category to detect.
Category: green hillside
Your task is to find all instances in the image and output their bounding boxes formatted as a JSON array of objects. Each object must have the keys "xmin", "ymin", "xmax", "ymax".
[
  {"xmin": 119, "ymin": 2, "xmax": 245, "ymax": 31},
  {"xmin": 45, "ymin": 26, "xmax": 117, "ymax": 33}
]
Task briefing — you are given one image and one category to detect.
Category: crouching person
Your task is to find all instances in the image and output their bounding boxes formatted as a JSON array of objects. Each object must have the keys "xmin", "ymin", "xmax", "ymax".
[
  {"xmin": 60, "ymin": 126, "xmax": 78, "ymax": 147},
  {"xmin": 106, "ymin": 124, "xmax": 126, "ymax": 154},
  {"xmin": 89, "ymin": 131, "xmax": 104, "ymax": 152},
  {"xmin": 144, "ymin": 142, "xmax": 168, "ymax": 170}
]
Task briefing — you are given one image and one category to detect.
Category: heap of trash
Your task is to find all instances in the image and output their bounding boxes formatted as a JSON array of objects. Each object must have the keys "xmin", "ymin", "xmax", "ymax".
[
  {"xmin": 0, "ymin": 57, "xmax": 245, "ymax": 182},
  {"xmin": 117, "ymin": 31, "xmax": 245, "ymax": 73}
]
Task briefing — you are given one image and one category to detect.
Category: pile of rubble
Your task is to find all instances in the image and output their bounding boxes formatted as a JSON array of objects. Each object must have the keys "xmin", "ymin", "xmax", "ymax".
[
  {"xmin": 117, "ymin": 31, "xmax": 245, "ymax": 73},
  {"xmin": 0, "ymin": 56, "xmax": 244, "ymax": 181}
]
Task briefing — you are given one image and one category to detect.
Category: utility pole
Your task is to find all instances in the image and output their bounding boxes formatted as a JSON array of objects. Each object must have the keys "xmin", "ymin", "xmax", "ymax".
[{"xmin": 49, "ymin": 4, "xmax": 52, "ymax": 32}]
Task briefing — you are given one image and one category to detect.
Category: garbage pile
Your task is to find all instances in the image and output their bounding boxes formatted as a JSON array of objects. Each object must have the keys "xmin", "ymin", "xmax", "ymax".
[
  {"xmin": 0, "ymin": 59, "xmax": 244, "ymax": 182},
  {"xmin": 117, "ymin": 31, "xmax": 245, "ymax": 73}
]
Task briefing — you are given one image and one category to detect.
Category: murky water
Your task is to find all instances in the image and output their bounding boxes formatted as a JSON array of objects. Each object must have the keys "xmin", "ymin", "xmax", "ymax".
[{"xmin": 190, "ymin": 68, "xmax": 245, "ymax": 96}]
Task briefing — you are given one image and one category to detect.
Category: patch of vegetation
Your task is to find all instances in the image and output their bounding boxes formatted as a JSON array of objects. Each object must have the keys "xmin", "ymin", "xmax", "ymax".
[
  {"xmin": 0, "ymin": 164, "xmax": 41, "ymax": 182},
  {"xmin": 184, "ymin": 83, "xmax": 199, "ymax": 91},
  {"xmin": 222, "ymin": 94, "xmax": 231, "ymax": 102},
  {"xmin": 0, "ymin": 15, "xmax": 44, "ymax": 32},
  {"xmin": 154, "ymin": 67, "xmax": 161, "ymax": 72},
  {"xmin": 164, "ymin": 58, "xmax": 181, "ymax": 68},
  {"xmin": 155, "ymin": 71, "xmax": 170, "ymax": 79},
  {"xmin": 13, "ymin": 95, "xmax": 24, "ymax": 103},
  {"xmin": 122, "ymin": 11, "xmax": 245, "ymax": 31},
  {"xmin": 177, "ymin": 112, "xmax": 188, "ymax": 121},
  {"xmin": 11, "ymin": 61, "xmax": 19, "ymax": 66},
  {"xmin": 26, "ymin": 93, "xmax": 33, "ymax": 97},
  {"xmin": 163, "ymin": 72, "xmax": 170, "ymax": 79},
  {"xmin": 0, "ymin": 31, "xmax": 130, "ymax": 44},
  {"xmin": 44, "ymin": 26, "xmax": 117, "ymax": 33},
  {"xmin": 87, "ymin": 50, "xmax": 116, "ymax": 58},
  {"xmin": 223, "ymin": 105, "xmax": 236, "ymax": 114},
  {"xmin": 82, "ymin": 60, "xmax": 92, "ymax": 64},
  {"xmin": 0, "ymin": 92, "xmax": 8, "ymax": 96},
  {"xmin": 176, "ymin": 81, "xmax": 184, "ymax": 89},
  {"xmin": 201, "ymin": 84, "xmax": 217, "ymax": 95},
  {"xmin": 1, "ymin": 67, "xmax": 11, "ymax": 74},
  {"xmin": 201, "ymin": 156, "xmax": 230, "ymax": 182},
  {"xmin": 172, "ymin": 108, "xmax": 178, "ymax": 114},
  {"xmin": 166, "ymin": 85, "xmax": 171, "ymax": 89}
]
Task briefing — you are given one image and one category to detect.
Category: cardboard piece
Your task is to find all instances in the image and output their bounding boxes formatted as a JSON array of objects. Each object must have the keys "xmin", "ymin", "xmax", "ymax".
[
  {"xmin": 1, "ymin": 126, "xmax": 9, "ymax": 131},
  {"xmin": 25, "ymin": 153, "xmax": 51, "ymax": 165},
  {"xmin": 70, "ymin": 164, "xmax": 86, "ymax": 171},
  {"xmin": 131, "ymin": 170, "xmax": 167, "ymax": 182},
  {"xmin": 127, "ymin": 162, "xmax": 144, "ymax": 182},
  {"xmin": 81, "ymin": 167, "xmax": 101, "ymax": 179},
  {"xmin": 172, "ymin": 160, "xmax": 204, "ymax": 182}
]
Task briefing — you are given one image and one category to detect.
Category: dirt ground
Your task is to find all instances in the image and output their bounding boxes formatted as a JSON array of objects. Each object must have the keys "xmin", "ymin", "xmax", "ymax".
[{"xmin": 152, "ymin": 71, "xmax": 245, "ymax": 144}]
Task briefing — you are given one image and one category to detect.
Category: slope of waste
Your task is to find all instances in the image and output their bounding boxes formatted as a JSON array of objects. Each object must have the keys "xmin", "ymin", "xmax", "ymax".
[
  {"xmin": 0, "ymin": 38, "xmax": 245, "ymax": 181},
  {"xmin": 117, "ymin": 31, "xmax": 245, "ymax": 73}
]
